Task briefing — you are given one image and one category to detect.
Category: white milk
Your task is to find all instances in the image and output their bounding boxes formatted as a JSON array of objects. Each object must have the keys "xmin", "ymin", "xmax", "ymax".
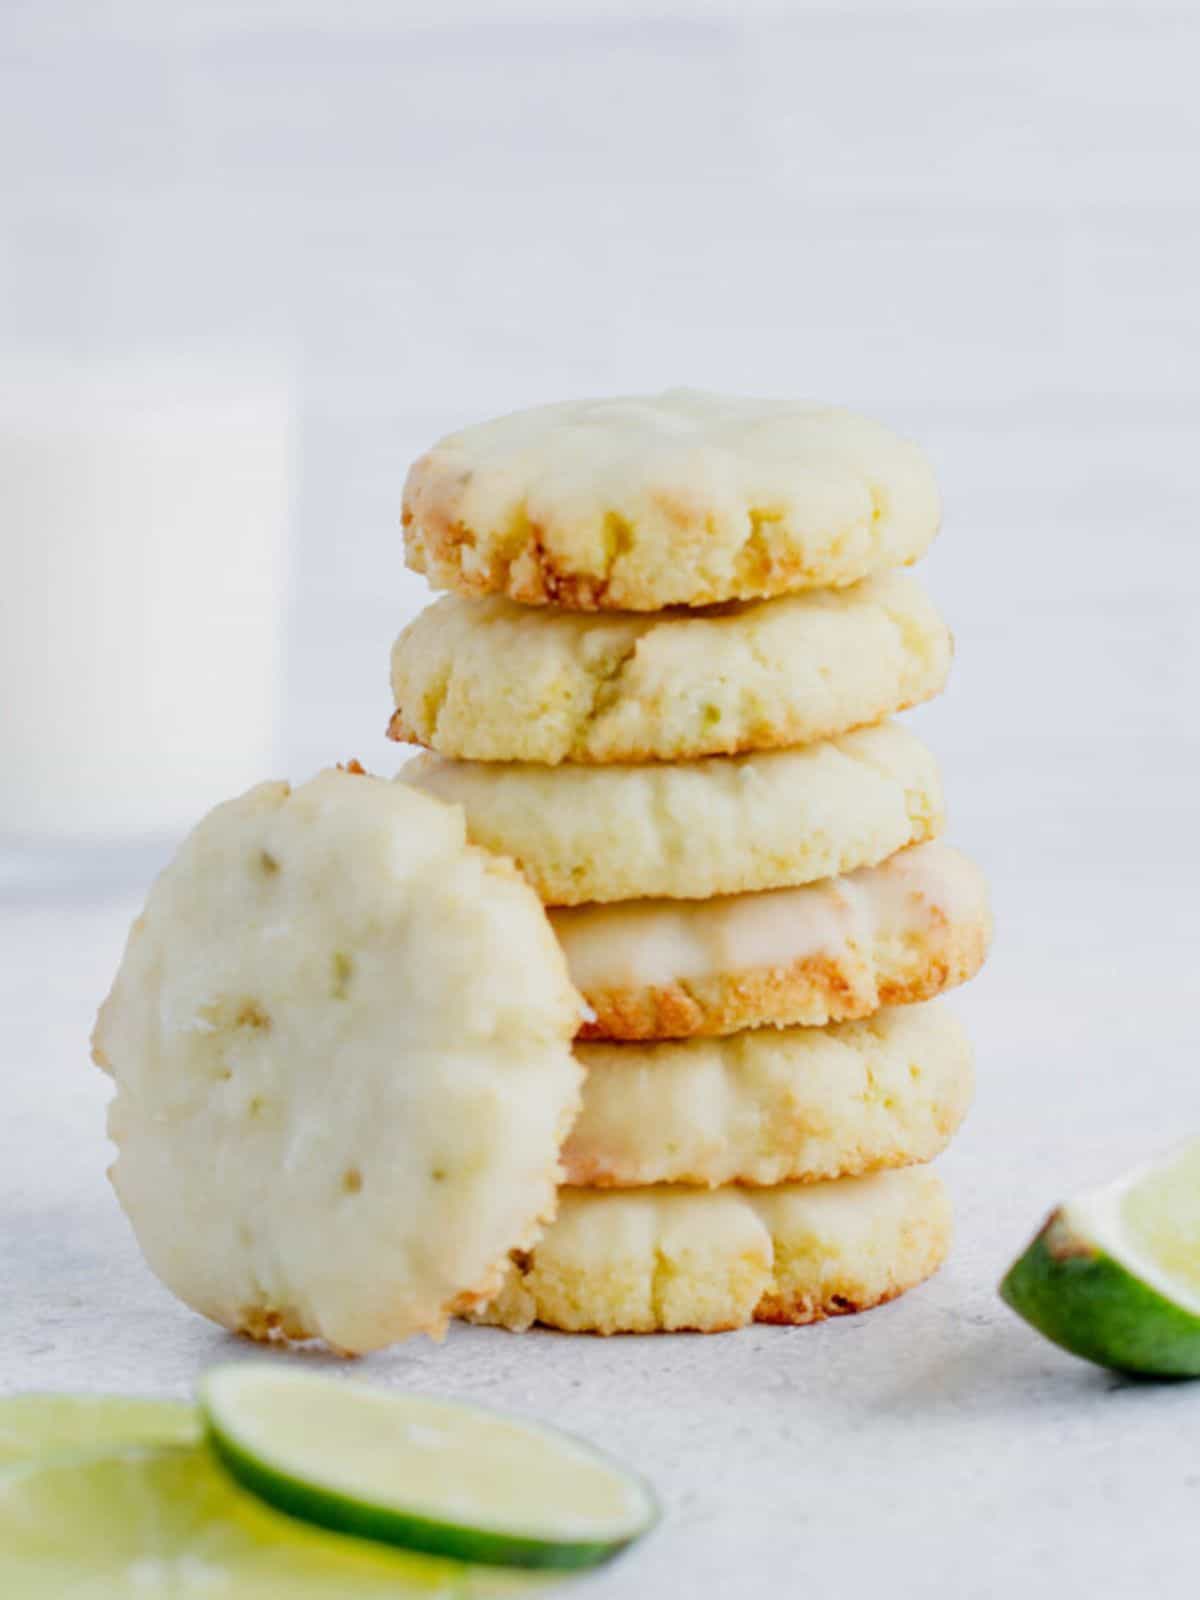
[{"xmin": 0, "ymin": 355, "xmax": 292, "ymax": 840}]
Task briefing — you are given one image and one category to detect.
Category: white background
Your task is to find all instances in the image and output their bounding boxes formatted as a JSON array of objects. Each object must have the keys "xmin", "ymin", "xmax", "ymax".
[{"xmin": 3, "ymin": 4, "xmax": 1200, "ymax": 1596}]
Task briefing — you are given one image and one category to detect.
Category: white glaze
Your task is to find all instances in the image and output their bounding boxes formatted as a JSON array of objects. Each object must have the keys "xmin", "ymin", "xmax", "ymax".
[{"xmin": 550, "ymin": 842, "xmax": 985, "ymax": 989}]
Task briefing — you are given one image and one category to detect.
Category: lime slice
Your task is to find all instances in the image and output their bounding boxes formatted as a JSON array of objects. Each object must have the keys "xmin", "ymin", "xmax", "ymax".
[
  {"xmin": 1001, "ymin": 1137, "xmax": 1200, "ymax": 1377},
  {"xmin": 0, "ymin": 1441, "xmax": 526, "ymax": 1597},
  {"xmin": 0, "ymin": 1393, "xmax": 197, "ymax": 1468},
  {"xmin": 200, "ymin": 1364, "xmax": 658, "ymax": 1570}
]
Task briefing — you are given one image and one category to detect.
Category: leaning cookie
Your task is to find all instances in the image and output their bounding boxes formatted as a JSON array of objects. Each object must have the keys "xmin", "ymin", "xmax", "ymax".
[
  {"xmin": 403, "ymin": 390, "xmax": 940, "ymax": 611},
  {"xmin": 388, "ymin": 573, "xmax": 951, "ymax": 765},
  {"xmin": 92, "ymin": 769, "xmax": 583, "ymax": 1354},
  {"xmin": 565, "ymin": 1005, "xmax": 972, "ymax": 1188},
  {"xmin": 472, "ymin": 1168, "xmax": 950, "ymax": 1334},
  {"xmin": 551, "ymin": 841, "xmax": 991, "ymax": 1040},
  {"xmin": 402, "ymin": 722, "xmax": 942, "ymax": 906}
]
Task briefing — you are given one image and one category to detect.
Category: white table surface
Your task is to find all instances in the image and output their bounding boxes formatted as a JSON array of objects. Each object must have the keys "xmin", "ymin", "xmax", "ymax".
[{"xmin": 3, "ymin": 774, "xmax": 1200, "ymax": 1599}]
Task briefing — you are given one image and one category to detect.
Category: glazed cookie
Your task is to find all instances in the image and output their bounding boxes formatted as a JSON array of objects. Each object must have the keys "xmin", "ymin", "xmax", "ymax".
[
  {"xmin": 565, "ymin": 1004, "xmax": 973, "ymax": 1188},
  {"xmin": 551, "ymin": 840, "xmax": 992, "ymax": 1040},
  {"xmin": 403, "ymin": 390, "xmax": 940, "ymax": 611},
  {"xmin": 388, "ymin": 573, "xmax": 952, "ymax": 764},
  {"xmin": 402, "ymin": 722, "xmax": 943, "ymax": 907},
  {"xmin": 92, "ymin": 769, "xmax": 583, "ymax": 1354},
  {"xmin": 474, "ymin": 1167, "xmax": 950, "ymax": 1334}
]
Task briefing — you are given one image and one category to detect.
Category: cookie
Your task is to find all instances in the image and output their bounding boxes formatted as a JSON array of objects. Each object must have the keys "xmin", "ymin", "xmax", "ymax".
[
  {"xmin": 551, "ymin": 840, "xmax": 991, "ymax": 1039},
  {"xmin": 402, "ymin": 722, "xmax": 942, "ymax": 907},
  {"xmin": 388, "ymin": 573, "xmax": 951, "ymax": 764},
  {"xmin": 565, "ymin": 1004, "xmax": 972, "ymax": 1188},
  {"xmin": 473, "ymin": 1167, "xmax": 950, "ymax": 1334},
  {"xmin": 403, "ymin": 390, "xmax": 940, "ymax": 611},
  {"xmin": 92, "ymin": 769, "xmax": 583, "ymax": 1354}
]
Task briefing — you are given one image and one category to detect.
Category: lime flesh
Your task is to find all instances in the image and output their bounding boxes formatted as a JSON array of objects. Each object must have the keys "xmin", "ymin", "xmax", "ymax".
[
  {"xmin": 200, "ymin": 1364, "xmax": 658, "ymax": 1570},
  {"xmin": 1001, "ymin": 1138, "xmax": 1200, "ymax": 1377},
  {"xmin": 0, "ymin": 1393, "xmax": 197, "ymax": 1468},
  {"xmin": 1120, "ymin": 1139, "xmax": 1200, "ymax": 1308},
  {"xmin": 0, "ymin": 1442, "xmax": 527, "ymax": 1597}
]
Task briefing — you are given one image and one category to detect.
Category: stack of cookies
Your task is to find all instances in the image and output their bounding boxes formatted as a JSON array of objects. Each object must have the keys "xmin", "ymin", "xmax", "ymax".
[{"xmin": 391, "ymin": 390, "xmax": 991, "ymax": 1335}]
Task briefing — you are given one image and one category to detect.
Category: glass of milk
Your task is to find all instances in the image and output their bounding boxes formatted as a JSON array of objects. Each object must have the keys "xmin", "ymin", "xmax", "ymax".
[{"xmin": 0, "ymin": 351, "xmax": 292, "ymax": 883}]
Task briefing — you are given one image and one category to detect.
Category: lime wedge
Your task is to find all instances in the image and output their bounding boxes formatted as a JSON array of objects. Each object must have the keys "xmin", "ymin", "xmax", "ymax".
[
  {"xmin": 0, "ymin": 1441, "xmax": 524, "ymax": 1597},
  {"xmin": 0, "ymin": 1393, "xmax": 197, "ymax": 1467},
  {"xmin": 200, "ymin": 1365, "xmax": 658, "ymax": 1570},
  {"xmin": 1001, "ymin": 1137, "xmax": 1200, "ymax": 1377}
]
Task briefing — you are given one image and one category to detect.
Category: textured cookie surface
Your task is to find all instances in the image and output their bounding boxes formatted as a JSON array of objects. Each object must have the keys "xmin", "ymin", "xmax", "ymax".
[
  {"xmin": 403, "ymin": 390, "xmax": 940, "ymax": 611},
  {"xmin": 474, "ymin": 1167, "xmax": 950, "ymax": 1334},
  {"xmin": 551, "ymin": 840, "xmax": 991, "ymax": 1039},
  {"xmin": 403, "ymin": 722, "xmax": 943, "ymax": 906},
  {"xmin": 388, "ymin": 574, "xmax": 952, "ymax": 764},
  {"xmin": 92, "ymin": 769, "xmax": 582, "ymax": 1354},
  {"xmin": 566, "ymin": 1004, "xmax": 972, "ymax": 1188}
]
